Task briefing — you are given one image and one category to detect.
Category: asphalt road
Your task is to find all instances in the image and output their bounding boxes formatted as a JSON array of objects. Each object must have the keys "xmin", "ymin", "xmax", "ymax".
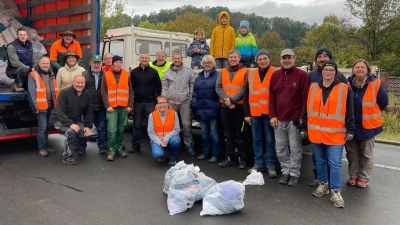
[{"xmin": 1, "ymin": 125, "xmax": 399, "ymax": 225}]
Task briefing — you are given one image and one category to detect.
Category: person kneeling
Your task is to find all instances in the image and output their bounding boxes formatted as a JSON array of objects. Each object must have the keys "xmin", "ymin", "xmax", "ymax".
[{"xmin": 148, "ymin": 95, "xmax": 180, "ymax": 165}]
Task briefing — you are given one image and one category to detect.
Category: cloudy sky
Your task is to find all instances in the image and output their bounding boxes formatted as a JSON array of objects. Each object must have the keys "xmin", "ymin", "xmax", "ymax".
[{"xmin": 125, "ymin": 0, "xmax": 353, "ymax": 24}]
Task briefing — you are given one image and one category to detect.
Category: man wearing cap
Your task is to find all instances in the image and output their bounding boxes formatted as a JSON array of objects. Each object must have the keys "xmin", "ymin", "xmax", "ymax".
[
  {"xmin": 6, "ymin": 28, "xmax": 35, "ymax": 92},
  {"xmin": 83, "ymin": 55, "xmax": 107, "ymax": 154},
  {"xmin": 244, "ymin": 49, "xmax": 278, "ymax": 177},
  {"xmin": 50, "ymin": 28, "xmax": 83, "ymax": 74},
  {"xmin": 130, "ymin": 52, "xmax": 161, "ymax": 153},
  {"xmin": 101, "ymin": 55, "xmax": 133, "ymax": 161},
  {"xmin": 269, "ymin": 49, "xmax": 309, "ymax": 187},
  {"xmin": 103, "ymin": 52, "xmax": 113, "ymax": 73}
]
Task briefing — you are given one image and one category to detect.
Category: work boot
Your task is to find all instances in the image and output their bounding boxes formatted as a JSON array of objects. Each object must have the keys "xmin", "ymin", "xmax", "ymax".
[
  {"xmin": 107, "ymin": 153, "xmax": 116, "ymax": 161},
  {"xmin": 11, "ymin": 82, "xmax": 24, "ymax": 92},
  {"xmin": 219, "ymin": 156, "xmax": 238, "ymax": 168},
  {"xmin": 129, "ymin": 147, "xmax": 141, "ymax": 153},
  {"xmin": 45, "ymin": 147, "xmax": 56, "ymax": 154},
  {"xmin": 99, "ymin": 147, "xmax": 107, "ymax": 155},
  {"xmin": 279, "ymin": 174, "xmax": 290, "ymax": 185},
  {"xmin": 247, "ymin": 166, "xmax": 265, "ymax": 174},
  {"xmin": 62, "ymin": 157, "xmax": 77, "ymax": 165},
  {"xmin": 267, "ymin": 168, "xmax": 277, "ymax": 178},
  {"xmin": 117, "ymin": 150, "xmax": 127, "ymax": 158},
  {"xmin": 288, "ymin": 176, "xmax": 299, "ymax": 187},
  {"xmin": 39, "ymin": 149, "xmax": 49, "ymax": 157}
]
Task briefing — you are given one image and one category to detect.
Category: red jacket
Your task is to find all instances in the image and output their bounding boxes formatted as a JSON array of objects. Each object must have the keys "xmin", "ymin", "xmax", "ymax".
[{"xmin": 269, "ymin": 66, "xmax": 309, "ymax": 121}]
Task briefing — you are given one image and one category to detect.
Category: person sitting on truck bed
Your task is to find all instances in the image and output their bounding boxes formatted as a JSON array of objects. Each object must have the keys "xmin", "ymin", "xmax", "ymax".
[
  {"xmin": 102, "ymin": 53, "xmax": 113, "ymax": 72},
  {"xmin": 27, "ymin": 55, "xmax": 60, "ymax": 157},
  {"xmin": 149, "ymin": 50, "xmax": 172, "ymax": 80},
  {"xmin": 6, "ymin": 27, "xmax": 35, "ymax": 92},
  {"xmin": 50, "ymin": 29, "xmax": 83, "ymax": 74},
  {"xmin": 50, "ymin": 75, "xmax": 93, "ymax": 165},
  {"xmin": 56, "ymin": 50, "xmax": 85, "ymax": 90}
]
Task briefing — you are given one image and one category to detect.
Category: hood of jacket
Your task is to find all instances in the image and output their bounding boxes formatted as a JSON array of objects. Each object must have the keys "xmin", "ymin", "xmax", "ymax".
[
  {"xmin": 218, "ymin": 11, "xmax": 231, "ymax": 27},
  {"xmin": 190, "ymin": 38, "xmax": 207, "ymax": 45}
]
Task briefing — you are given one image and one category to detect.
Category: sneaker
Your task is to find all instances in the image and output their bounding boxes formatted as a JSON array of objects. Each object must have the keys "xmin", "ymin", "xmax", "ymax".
[
  {"xmin": 39, "ymin": 149, "xmax": 49, "ymax": 157},
  {"xmin": 247, "ymin": 166, "xmax": 265, "ymax": 174},
  {"xmin": 45, "ymin": 147, "xmax": 56, "ymax": 154},
  {"xmin": 99, "ymin": 147, "xmax": 107, "ymax": 155},
  {"xmin": 267, "ymin": 168, "xmax": 277, "ymax": 178},
  {"xmin": 309, "ymin": 178, "xmax": 319, "ymax": 187},
  {"xmin": 197, "ymin": 154, "xmax": 208, "ymax": 160},
  {"xmin": 219, "ymin": 156, "xmax": 237, "ymax": 168},
  {"xmin": 347, "ymin": 177, "xmax": 358, "ymax": 186},
  {"xmin": 169, "ymin": 155, "xmax": 176, "ymax": 165},
  {"xmin": 356, "ymin": 180, "xmax": 368, "ymax": 188},
  {"xmin": 313, "ymin": 183, "xmax": 330, "ymax": 197},
  {"xmin": 279, "ymin": 174, "xmax": 290, "ymax": 185},
  {"xmin": 209, "ymin": 156, "xmax": 218, "ymax": 163},
  {"xmin": 238, "ymin": 157, "xmax": 246, "ymax": 169},
  {"xmin": 330, "ymin": 189, "xmax": 345, "ymax": 208},
  {"xmin": 186, "ymin": 146, "xmax": 195, "ymax": 156},
  {"xmin": 62, "ymin": 157, "xmax": 77, "ymax": 165},
  {"xmin": 288, "ymin": 176, "xmax": 299, "ymax": 187},
  {"xmin": 117, "ymin": 150, "xmax": 127, "ymax": 158},
  {"xmin": 129, "ymin": 147, "xmax": 141, "ymax": 153},
  {"xmin": 107, "ymin": 153, "xmax": 116, "ymax": 161}
]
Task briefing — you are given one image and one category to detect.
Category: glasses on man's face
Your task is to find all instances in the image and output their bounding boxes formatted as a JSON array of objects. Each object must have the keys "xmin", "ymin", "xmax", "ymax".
[{"xmin": 322, "ymin": 69, "xmax": 336, "ymax": 73}]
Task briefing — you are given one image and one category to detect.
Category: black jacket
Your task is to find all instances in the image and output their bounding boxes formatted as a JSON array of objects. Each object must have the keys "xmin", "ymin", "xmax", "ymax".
[
  {"xmin": 130, "ymin": 64, "xmax": 161, "ymax": 102},
  {"xmin": 50, "ymin": 86, "xmax": 93, "ymax": 128},
  {"xmin": 83, "ymin": 68, "xmax": 105, "ymax": 110}
]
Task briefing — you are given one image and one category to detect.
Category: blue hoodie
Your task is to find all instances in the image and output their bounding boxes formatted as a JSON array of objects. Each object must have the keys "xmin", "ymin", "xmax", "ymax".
[{"xmin": 186, "ymin": 38, "xmax": 209, "ymax": 69}]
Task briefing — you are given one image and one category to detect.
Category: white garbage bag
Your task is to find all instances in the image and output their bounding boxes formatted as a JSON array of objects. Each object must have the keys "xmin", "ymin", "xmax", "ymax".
[
  {"xmin": 195, "ymin": 172, "xmax": 217, "ymax": 201},
  {"xmin": 243, "ymin": 170, "xmax": 265, "ymax": 185},
  {"xmin": 163, "ymin": 160, "xmax": 188, "ymax": 194},
  {"xmin": 0, "ymin": 59, "xmax": 13, "ymax": 85},
  {"xmin": 200, "ymin": 180, "xmax": 245, "ymax": 216}
]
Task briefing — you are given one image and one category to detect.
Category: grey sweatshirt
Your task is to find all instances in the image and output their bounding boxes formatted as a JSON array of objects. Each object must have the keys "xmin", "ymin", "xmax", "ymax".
[
  {"xmin": 161, "ymin": 64, "xmax": 194, "ymax": 104},
  {"xmin": 147, "ymin": 110, "xmax": 180, "ymax": 145}
]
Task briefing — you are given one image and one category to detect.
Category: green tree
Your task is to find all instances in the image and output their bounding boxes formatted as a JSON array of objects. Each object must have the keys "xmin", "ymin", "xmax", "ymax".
[
  {"xmin": 294, "ymin": 46, "xmax": 316, "ymax": 67},
  {"xmin": 257, "ymin": 31, "xmax": 285, "ymax": 67},
  {"xmin": 100, "ymin": 0, "xmax": 128, "ymax": 38},
  {"xmin": 138, "ymin": 20, "xmax": 164, "ymax": 29},
  {"xmin": 161, "ymin": 12, "xmax": 217, "ymax": 38}
]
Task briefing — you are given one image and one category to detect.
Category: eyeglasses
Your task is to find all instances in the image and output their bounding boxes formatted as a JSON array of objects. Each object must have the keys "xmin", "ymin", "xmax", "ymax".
[{"xmin": 322, "ymin": 69, "xmax": 336, "ymax": 73}]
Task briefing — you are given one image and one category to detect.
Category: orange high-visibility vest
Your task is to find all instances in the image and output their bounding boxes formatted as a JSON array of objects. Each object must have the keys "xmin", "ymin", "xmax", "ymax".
[
  {"xmin": 362, "ymin": 79, "xmax": 382, "ymax": 129},
  {"xmin": 153, "ymin": 109, "xmax": 175, "ymax": 138},
  {"xmin": 307, "ymin": 82, "xmax": 348, "ymax": 145},
  {"xmin": 29, "ymin": 71, "xmax": 59, "ymax": 111},
  {"xmin": 220, "ymin": 67, "xmax": 247, "ymax": 104},
  {"xmin": 105, "ymin": 69, "xmax": 129, "ymax": 107},
  {"xmin": 248, "ymin": 67, "xmax": 277, "ymax": 116},
  {"xmin": 102, "ymin": 65, "xmax": 112, "ymax": 73}
]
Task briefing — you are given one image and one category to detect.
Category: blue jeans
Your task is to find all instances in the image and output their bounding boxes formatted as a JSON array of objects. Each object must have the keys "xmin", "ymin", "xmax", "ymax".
[
  {"xmin": 199, "ymin": 119, "xmax": 220, "ymax": 158},
  {"xmin": 251, "ymin": 115, "xmax": 277, "ymax": 168},
  {"xmin": 150, "ymin": 136, "xmax": 180, "ymax": 159},
  {"xmin": 311, "ymin": 143, "xmax": 344, "ymax": 190},
  {"xmin": 36, "ymin": 103, "xmax": 53, "ymax": 150},
  {"xmin": 93, "ymin": 109, "xmax": 107, "ymax": 148}
]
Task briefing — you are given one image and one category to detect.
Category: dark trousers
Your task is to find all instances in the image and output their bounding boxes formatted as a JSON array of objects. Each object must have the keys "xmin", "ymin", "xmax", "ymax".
[
  {"xmin": 54, "ymin": 121, "xmax": 88, "ymax": 159},
  {"xmin": 132, "ymin": 101, "xmax": 155, "ymax": 149},
  {"xmin": 6, "ymin": 66, "xmax": 29, "ymax": 88},
  {"xmin": 220, "ymin": 107, "xmax": 245, "ymax": 158}
]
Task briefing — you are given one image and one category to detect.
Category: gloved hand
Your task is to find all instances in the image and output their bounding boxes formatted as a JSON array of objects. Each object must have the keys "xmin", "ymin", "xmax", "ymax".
[
  {"xmin": 345, "ymin": 134, "xmax": 354, "ymax": 141},
  {"xmin": 300, "ymin": 131, "xmax": 308, "ymax": 139}
]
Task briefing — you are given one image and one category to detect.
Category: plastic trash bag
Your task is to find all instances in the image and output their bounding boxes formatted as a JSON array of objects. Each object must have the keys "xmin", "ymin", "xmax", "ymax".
[
  {"xmin": 200, "ymin": 180, "xmax": 245, "ymax": 216},
  {"xmin": 163, "ymin": 160, "xmax": 188, "ymax": 194},
  {"xmin": 32, "ymin": 41, "xmax": 47, "ymax": 66},
  {"xmin": 243, "ymin": 170, "xmax": 265, "ymax": 185},
  {"xmin": 195, "ymin": 172, "xmax": 217, "ymax": 201},
  {"xmin": 0, "ymin": 59, "xmax": 13, "ymax": 85},
  {"xmin": 167, "ymin": 165, "xmax": 200, "ymax": 215}
]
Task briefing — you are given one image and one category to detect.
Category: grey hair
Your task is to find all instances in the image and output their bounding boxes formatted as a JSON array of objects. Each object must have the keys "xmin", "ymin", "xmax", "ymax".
[
  {"xmin": 201, "ymin": 55, "xmax": 216, "ymax": 67},
  {"xmin": 156, "ymin": 50, "xmax": 167, "ymax": 56}
]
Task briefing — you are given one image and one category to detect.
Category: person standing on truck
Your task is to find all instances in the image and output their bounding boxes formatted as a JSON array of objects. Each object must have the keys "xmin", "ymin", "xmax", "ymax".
[
  {"xmin": 269, "ymin": 49, "xmax": 309, "ymax": 187},
  {"xmin": 82, "ymin": 55, "xmax": 108, "ymax": 155},
  {"xmin": 210, "ymin": 11, "xmax": 235, "ymax": 69},
  {"xmin": 244, "ymin": 49, "xmax": 277, "ymax": 177},
  {"xmin": 101, "ymin": 55, "xmax": 133, "ymax": 161},
  {"xmin": 308, "ymin": 48, "xmax": 348, "ymax": 187},
  {"xmin": 50, "ymin": 75, "xmax": 93, "ymax": 165},
  {"xmin": 162, "ymin": 52, "xmax": 195, "ymax": 156},
  {"xmin": 216, "ymin": 49, "xmax": 248, "ymax": 169},
  {"xmin": 149, "ymin": 50, "xmax": 172, "ymax": 80},
  {"xmin": 50, "ymin": 29, "xmax": 83, "ymax": 74},
  {"xmin": 56, "ymin": 50, "xmax": 85, "ymax": 90},
  {"xmin": 6, "ymin": 28, "xmax": 35, "ymax": 92},
  {"xmin": 27, "ymin": 55, "xmax": 59, "ymax": 157},
  {"xmin": 186, "ymin": 28, "xmax": 210, "ymax": 70},
  {"xmin": 129, "ymin": 53, "xmax": 161, "ymax": 153},
  {"xmin": 102, "ymin": 53, "xmax": 113, "ymax": 72},
  {"xmin": 235, "ymin": 20, "xmax": 258, "ymax": 68}
]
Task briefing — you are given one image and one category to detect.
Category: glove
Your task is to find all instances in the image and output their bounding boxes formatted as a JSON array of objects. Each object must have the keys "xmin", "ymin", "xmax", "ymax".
[
  {"xmin": 300, "ymin": 131, "xmax": 308, "ymax": 139},
  {"xmin": 345, "ymin": 134, "xmax": 354, "ymax": 141}
]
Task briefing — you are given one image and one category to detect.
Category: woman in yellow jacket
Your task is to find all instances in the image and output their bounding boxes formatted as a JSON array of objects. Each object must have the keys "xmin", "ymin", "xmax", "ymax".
[{"xmin": 210, "ymin": 11, "xmax": 235, "ymax": 69}]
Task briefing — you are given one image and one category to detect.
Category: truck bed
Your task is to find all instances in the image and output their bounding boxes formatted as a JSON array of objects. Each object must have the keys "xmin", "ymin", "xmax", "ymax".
[{"xmin": 0, "ymin": 86, "xmax": 28, "ymax": 101}]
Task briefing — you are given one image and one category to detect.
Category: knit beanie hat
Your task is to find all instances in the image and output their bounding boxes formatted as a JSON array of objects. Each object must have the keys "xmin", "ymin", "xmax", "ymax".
[
  {"xmin": 112, "ymin": 55, "xmax": 123, "ymax": 64},
  {"xmin": 239, "ymin": 20, "xmax": 249, "ymax": 29},
  {"xmin": 321, "ymin": 60, "xmax": 338, "ymax": 73},
  {"xmin": 315, "ymin": 48, "xmax": 333, "ymax": 61},
  {"xmin": 255, "ymin": 48, "xmax": 270, "ymax": 61}
]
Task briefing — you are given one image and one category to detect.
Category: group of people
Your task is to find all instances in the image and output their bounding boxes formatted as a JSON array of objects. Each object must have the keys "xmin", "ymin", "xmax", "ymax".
[{"xmin": 6, "ymin": 13, "xmax": 389, "ymax": 210}]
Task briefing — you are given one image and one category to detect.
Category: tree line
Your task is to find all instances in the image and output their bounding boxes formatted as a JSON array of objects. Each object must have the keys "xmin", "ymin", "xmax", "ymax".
[{"xmin": 101, "ymin": 0, "xmax": 400, "ymax": 76}]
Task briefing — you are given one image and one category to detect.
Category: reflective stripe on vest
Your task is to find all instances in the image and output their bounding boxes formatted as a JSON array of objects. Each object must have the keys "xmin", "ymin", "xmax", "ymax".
[
  {"xmin": 153, "ymin": 109, "xmax": 175, "ymax": 138},
  {"xmin": 105, "ymin": 70, "xmax": 130, "ymax": 107},
  {"xmin": 248, "ymin": 67, "xmax": 276, "ymax": 116},
  {"xmin": 220, "ymin": 67, "xmax": 247, "ymax": 104},
  {"xmin": 29, "ymin": 71, "xmax": 59, "ymax": 111},
  {"xmin": 307, "ymin": 82, "xmax": 348, "ymax": 145},
  {"xmin": 361, "ymin": 79, "xmax": 382, "ymax": 129}
]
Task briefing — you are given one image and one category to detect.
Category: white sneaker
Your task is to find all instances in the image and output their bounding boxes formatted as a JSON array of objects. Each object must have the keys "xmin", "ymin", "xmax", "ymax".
[
  {"xmin": 330, "ymin": 189, "xmax": 345, "ymax": 208},
  {"xmin": 313, "ymin": 182, "xmax": 329, "ymax": 197}
]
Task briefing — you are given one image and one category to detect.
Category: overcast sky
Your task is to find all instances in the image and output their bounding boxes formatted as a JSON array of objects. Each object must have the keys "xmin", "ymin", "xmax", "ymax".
[{"xmin": 125, "ymin": 0, "xmax": 353, "ymax": 25}]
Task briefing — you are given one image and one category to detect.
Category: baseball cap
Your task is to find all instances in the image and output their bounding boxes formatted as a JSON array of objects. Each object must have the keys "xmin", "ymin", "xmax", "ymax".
[
  {"xmin": 91, "ymin": 55, "xmax": 102, "ymax": 62},
  {"xmin": 280, "ymin": 49, "xmax": 294, "ymax": 57}
]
